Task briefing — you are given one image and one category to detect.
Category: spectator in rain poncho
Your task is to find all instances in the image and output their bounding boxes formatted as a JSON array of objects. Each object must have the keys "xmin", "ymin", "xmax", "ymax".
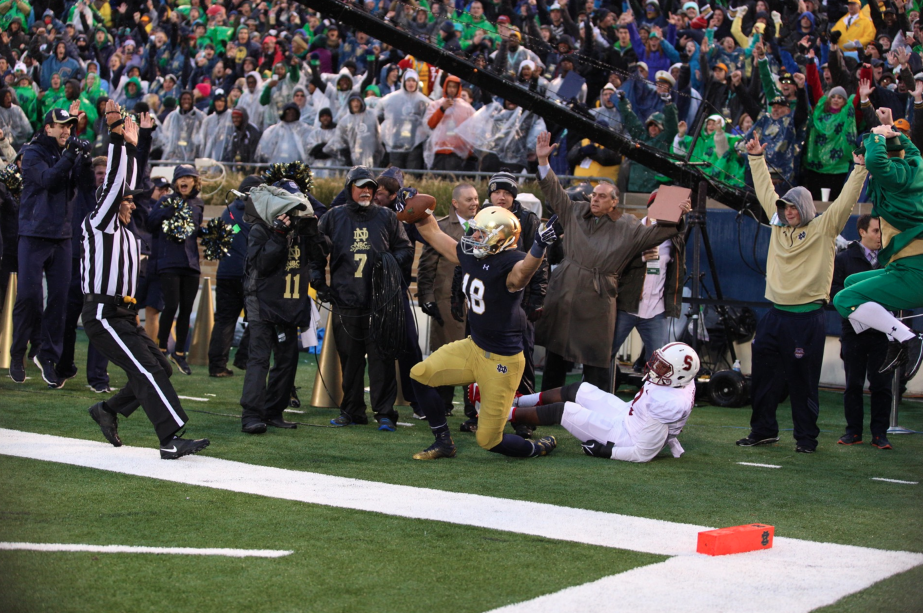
[
  {"xmin": 312, "ymin": 65, "xmax": 360, "ymax": 123},
  {"xmin": 376, "ymin": 69, "xmax": 431, "ymax": 170},
  {"xmin": 255, "ymin": 102, "xmax": 319, "ymax": 164},
  {"xmin": 673, "ymin": 114, "xmax": 745, "ymax": 188},
  {"xmin": 160, "ymin": 90, "xmax": 207, "ymax": 162},
  {"xmin": 259, "ymin": 61, "xmax": 301, "ymax": 129},
  {"xmin": 293, "ymin": 83, "xmax": 330, "ymax": 127},
  {"xmin": 40, "ymin": 41, "xmax": 83, "ymax": 89},
  {"xmin": 308, "ymin": 107, "xmax": 341, "ymax": 176},
  {"xmin": 151, "ymin": 74, "xmax": 182, "ymax": 104},
  {"xmin": 237, "ymin": 71, "xmax": 267, "ymax": 131},
  {"xmin": 423, "ymin": 75, "xmax": 475, "ymax": 170},
  {"xmin": 0, "ymin": 87, "xmax": 32, "ymax": 149},
  {"xmin": 226, "ymin": 107, "xmax": 262, "ymax": 164},
  {"xmin": 456, "ymin": 98, "xmax": 546, "ymax": 173},
  {"xmin": 195, "ymin": 90, "xmax": 235, "ymax": 161},
  {"xmin": 591, "ymin": 83, "xmax": 623, "ymax": 129},
  {"xmin": 323, "ymin": 94, "xmax": 383, "ymax": 168}
]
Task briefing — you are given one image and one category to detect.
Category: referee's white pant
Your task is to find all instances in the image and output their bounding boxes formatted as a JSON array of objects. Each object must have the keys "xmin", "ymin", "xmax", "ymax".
[{"xmin": 83, "ymin": 302, "xmax": 188, "ymax": 445}]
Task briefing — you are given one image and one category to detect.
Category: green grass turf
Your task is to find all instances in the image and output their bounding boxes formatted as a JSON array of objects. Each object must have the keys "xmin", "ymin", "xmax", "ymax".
[{"xmin": 1, "ymin": 337, "xmax": 922, "ymax": 611}]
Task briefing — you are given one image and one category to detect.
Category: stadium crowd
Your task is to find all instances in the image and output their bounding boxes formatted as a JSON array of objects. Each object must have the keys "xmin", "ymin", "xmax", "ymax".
[{"xmin": 2, "ymin": 0, "xmax": 923, "ymax": 459}]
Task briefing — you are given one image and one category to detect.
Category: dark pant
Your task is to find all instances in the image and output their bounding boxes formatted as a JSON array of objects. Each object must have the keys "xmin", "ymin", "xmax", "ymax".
[
  {"xmin": 208, "ymin": 277, "xmax": 249, "ymax": 373},
  {"xmin": 749, "ymin": 308, "xmax": 826, "ymax": 449},
  {"xmin": 60, "ymin": 258, "xmax": 110, "ymax": 386},
  {"xmin": 431, "ymin": 152, "xmax": 465, "ymax": 172},
  {"xmin": 11, "ymin": 236, "xmax": 71, "ymax": 364},
  {"xmin": 83, "ymin": 302, "xmax": 187, "ymax": 445},
  {"xmin": 240, "ymin": 320, "xmax": 299, "ymax": 426},
  {"xmin": 332, "ymin": 306, "xmax": 397, "ymax": 424},
  {"xmin": 841, "ymin": 331, "xmax": 893, "ymax": 438},
  {"xmin": 519, "ymin": 318, "xmax": 536, "ymax": 395},
  {"xmin": 158, "ymin": 273, "xmax": 199, "ymax": 352},
  {"xmin": 542, "ymin": 350, "xmax": 612, "ymax": 393},
  {"xmin": 389, "ymin": 144, "xmax": 425, "ymax": 171},
  {"xmin": 802, "ymin": 169, "xmax": 848, "ymax": 202}
]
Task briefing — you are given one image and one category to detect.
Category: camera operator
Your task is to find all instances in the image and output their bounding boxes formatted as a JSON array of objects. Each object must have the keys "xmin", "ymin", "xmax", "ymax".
[
  {"xmin": 9, "ymin": 109, "xmax": 93, "ymax": 388},
  {"xmin": 239, "ymin": 180, "xmax": 318, "ymax": 434},
  {"xmin": 311, "ymin": 166, "xmax": 414, "ymax": 430}
]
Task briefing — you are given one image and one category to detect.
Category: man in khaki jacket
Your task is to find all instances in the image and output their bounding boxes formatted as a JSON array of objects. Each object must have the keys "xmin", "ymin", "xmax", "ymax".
[
  {"xmin": 533, "ymin": 132, "xmax": 688, "ymax": 392},
  {"xmin": 417, "ymin": 183, "xmax": 479, "ymax": 415},
  {"xmin": 738, "ymin": 134, "xmax": 868, "ymax": 454}
]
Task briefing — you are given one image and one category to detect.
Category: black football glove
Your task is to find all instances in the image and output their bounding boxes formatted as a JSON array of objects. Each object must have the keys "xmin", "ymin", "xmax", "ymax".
[
  {"xmin": 420, "ymin": 300, "xmax": 445, "ymax": 326},
  {"xmin": 310, "ymin": 270, "xmax": 332, "ymax": 303},
  {"xmin": 526, "ymin": 306, "xmax": 543, "ymax": 322},
  {"xmin": 581, "ymin": 439, "xmax": 614, "ymax": 459}
]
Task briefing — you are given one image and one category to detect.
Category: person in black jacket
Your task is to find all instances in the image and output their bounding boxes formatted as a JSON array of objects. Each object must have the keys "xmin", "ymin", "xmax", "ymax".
[
  {"xmin": 239, "ymin": 180, "xmax": 319, "ymax": 434},
  {"xmin": 226, "ymin": 107, "xmax": 262, "ymax": 167},
  {"xmin": 147, "ymin": 163, "xmax": 204, "ymax": 375},
  {"xmin": 59, "ymin": 154, "xmax": 111, "ymax": 392},
  {"xmin": 830, "ymin": 215, "xmax": 893, "ymax": 449},
  {"xmin": 207, "ymin": 174, "xmax": 263, "ymax": 377},
  {"xmin": 311, "ymin": 166, "xmax": 414, "ymax": 430},
  {"xmin": 9, "ymin": 109, "xmax": 93, "ymax": 388}
]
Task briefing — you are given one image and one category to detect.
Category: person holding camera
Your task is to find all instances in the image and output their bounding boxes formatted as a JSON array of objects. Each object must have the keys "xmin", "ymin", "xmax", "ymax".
[
  {"xmin": 239, "ymin": 180, "xmax": 318, "ymax": 434},
  {"xmin": 9, "ymin": 108, "xmax": 93, "ymax": 388}
]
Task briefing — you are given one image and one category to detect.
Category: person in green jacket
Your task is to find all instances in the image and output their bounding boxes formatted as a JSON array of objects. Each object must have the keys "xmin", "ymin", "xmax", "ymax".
[
  {"xmin": 457, "ymin": 1, "xmax": 499, "ymax": 48},
  {"xmin": 50, "ymin": 79, "xmax": 99, "ymax": 142},
  {"xmin": 617, "ymin": 90, "xmax": 678, "ymax": 193},
  {"xmin": 13, "ymin": 74, "xmax": 39, "ymax": 132},
  {"xmin": 673, "ymin": 113, "xmax": 745, "ymax": 188},
  {"xmin": 802, "ymin": 86, "xmax": 855, "ymax": 200},
  {"xmin": 833, "ymin": 115, "xmax": 923, "ymax": 382},
  {"xmin": 0, "ymin": 0, "xmax": 30, "ymax": 30},
  {"xmin": 41, "ymin": 72, "xmax": 66, "ymax": 117}
]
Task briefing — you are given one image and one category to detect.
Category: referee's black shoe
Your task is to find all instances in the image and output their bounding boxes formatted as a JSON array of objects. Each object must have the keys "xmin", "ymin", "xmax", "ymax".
[
  {"xmin": 89, "ymin": 402, "xmax": 122, "ymax": 447},
  {"xmin": 33, "ymin": 356, "xmax": 64, "ymax": 389},
  {"xmin": 160, "ymin": 434, "xmax": 210, "ymax": 460}
]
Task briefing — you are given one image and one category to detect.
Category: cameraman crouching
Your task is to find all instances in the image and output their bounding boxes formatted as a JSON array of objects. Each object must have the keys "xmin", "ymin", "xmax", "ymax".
[{"xmin": 239, "ymin": 180, "xmax": 318, "ymax": 434}]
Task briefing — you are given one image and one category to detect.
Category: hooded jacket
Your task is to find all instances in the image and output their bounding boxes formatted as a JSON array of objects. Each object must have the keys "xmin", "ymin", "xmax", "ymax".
[
  {"xmin": 323, "ymin": 94, "xmax": 382, "ymax": 167},
  {"xmin": 255, "ymin": 103, "xmax": 319, "ymax": 164},
  {"xmin": 226, "ymin": 106, "xmax": 262, "ymax": 164},
  {"xmin": 376, "ymin": 69, "xmax": 432, "ymax": 153}
]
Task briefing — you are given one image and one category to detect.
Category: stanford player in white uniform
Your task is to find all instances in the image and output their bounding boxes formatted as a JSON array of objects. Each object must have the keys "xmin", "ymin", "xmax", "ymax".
[{"xmin": 510, "ymin": 343, "xmax": 699, "ymax": 462}]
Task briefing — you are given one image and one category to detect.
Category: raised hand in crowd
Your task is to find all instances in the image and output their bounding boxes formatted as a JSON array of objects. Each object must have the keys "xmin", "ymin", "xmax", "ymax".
[
  {"xmin": 745, "ymin": 135, "xmax": 768, "ymax": 156},
  {"xmin": 859, "ymin": 78, "xmax": 873, "ymax": 101},
  {"xmin": 677, "ymin": 121, "xmax": 687, "ymax": 138},
  {"xmin": 914, "ymin": 79, "xmax": 923, "ymax": 103},
  {"xmin": 139, "ymin": 112, "xmax": 154, "ymax": 129},
  {"xmin": 793, "ymin": 73, "xmax": 806, "ymax": 88},
  {"xmin": 876, "ymin": 107, "xmax": 894, "ymax": 127},
  {"xmin": 730, "ymin": 71, "xmax": 742, "ymax": 88},
  {"xmin": 535, "ymin": 131, "xmax": 558, "ymax": 165}
]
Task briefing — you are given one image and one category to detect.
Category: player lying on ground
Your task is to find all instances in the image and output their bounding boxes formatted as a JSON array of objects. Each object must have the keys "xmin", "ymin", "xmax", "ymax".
[
  {"xmin": 509, "ymin": 343, "xmax": 700, "ymax": 463},
  {"xmin": 408, "ymin": 206, "xmax": 563, "ymax": 460}
]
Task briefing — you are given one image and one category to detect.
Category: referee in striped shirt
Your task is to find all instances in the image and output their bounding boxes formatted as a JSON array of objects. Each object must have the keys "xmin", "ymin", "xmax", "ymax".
[{"xmin": 84, "ymin": 100, "xmax": 209, "ymax": 460}]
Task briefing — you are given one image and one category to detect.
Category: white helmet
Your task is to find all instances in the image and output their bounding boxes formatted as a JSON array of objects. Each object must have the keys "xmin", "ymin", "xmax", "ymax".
[{"xmin": 645, "ymin": 342, "xmax": 700, "ymax": 388}]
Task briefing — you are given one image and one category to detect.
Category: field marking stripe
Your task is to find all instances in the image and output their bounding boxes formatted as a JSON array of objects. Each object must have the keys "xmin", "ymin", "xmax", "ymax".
[
  {"xmin": 1, "ymin": 428, "xmax": 921, "ymax": 613},
  {"xmin": 737, "ymin": 462, "xmax": 783, "ymax": 469},
  {"xmin": 177, "ymin": 395, "xmax": 209, "ymax": 402},
  {"xmin": 0, "ymin": 542, "xmax": 292, "ymax": 557},
  {"xmin": 871, "ymin": 477, "xmax": 919, "ymax": 485}
]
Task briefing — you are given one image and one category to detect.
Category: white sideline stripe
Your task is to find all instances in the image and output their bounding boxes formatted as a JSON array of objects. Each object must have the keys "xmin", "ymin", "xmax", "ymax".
[
  {"xmin": 177, "ymin": 396, "xmax": 209, "ymax": 402},
  {"xmin": 1, "ymin": 428, "xmax": 921, "ymax": 613},
  {"xmin": 0, "ymin": 542, "xmax": 292, "ymax": 558},
  {"xmin": 871, "ymin": 477, "xmax": 918, "ymax": 485},
  {"xmin": 737, "ymin": 461, "xmax": 782, "ymax": 469}
]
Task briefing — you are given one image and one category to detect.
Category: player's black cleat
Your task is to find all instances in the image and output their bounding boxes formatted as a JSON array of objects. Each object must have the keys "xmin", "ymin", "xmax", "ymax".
[
  {"xmin": 413, "ymin": 438, "xmax": 457, "ymax": 460},
  {"xmin": 170, "ymin": 352, "xmax": 192, "ymax": 375},
  {"xmin": 871, "ymin": 435, "xmax": 893, "ymax": 450},
  {"xmin": 837, "ymin": 433, "xmax": 863, "ymax": 445},
  {"xmin": 879, "ymin": 334, "xmax": 922, "ymax": 377},
  {"xmin": 736, "ymin": 435, "xmax": 780, "ymax": 447},
  {"xmin": 88, "ymin": 402, "xmax": 122, "ymax": 447},
  {"xmin": 9, "ymin": 359, "xmax": 25, "ymax": 383},
  {"xmin": 267, "ymin": 417, "xmax": 297, "ymax": 429},
  {"xmin": 34, "ymin": 356, "xmax": 64, "ymax": 389},
  {"xmin": 160, "ymin": 435, "xmax": 210, "ymax": 459},
  {"xmin": 531, "ymin": 436, "xmax": 557, "ymax": 456}
]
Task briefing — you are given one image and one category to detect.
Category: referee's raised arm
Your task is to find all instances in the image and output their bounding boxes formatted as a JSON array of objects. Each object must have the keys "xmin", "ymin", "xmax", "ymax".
[{"xmin": 87, "ymin": 99, "xmax": 137, "ymax": 233}]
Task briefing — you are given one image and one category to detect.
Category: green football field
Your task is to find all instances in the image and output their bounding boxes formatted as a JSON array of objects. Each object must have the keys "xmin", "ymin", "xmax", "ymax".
[{"xmin": 1, "ymin": 338, "xmax": 921, "ymax": 613}]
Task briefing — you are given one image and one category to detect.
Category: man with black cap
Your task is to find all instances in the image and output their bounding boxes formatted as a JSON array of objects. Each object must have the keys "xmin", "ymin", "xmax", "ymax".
[
  {"xmin": 740, "ymin": 134, "xmax": 868, "ymax": 454},
  {"xmin": 311, "ymin": 166, "xmax": 414, "ymax": 430},
  {"xmin": 207, "ymin": 175, "xmax": 262, "ymax": 378},
  {"xmin": 83, "ymin": 100, "xmax": 209, "ymax": 460},
  {"xmin": 9, "ymin": 108, "xmax": 92, "ymax": 387},
  {"xmin": 239, "ymin": 179, "xmax": 318, "ymax": 434}
]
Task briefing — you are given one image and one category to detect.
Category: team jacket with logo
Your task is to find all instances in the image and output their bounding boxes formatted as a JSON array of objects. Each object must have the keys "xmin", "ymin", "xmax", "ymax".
[{"xmin": 244, "ymin": 224, "xmax": 312, "ymax": 326}]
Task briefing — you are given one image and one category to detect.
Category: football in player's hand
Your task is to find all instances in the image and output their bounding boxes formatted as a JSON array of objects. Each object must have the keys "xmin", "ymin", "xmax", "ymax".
[{"xmin": 398, "ymin": 192, "xmax": 437, "ymax": 223}]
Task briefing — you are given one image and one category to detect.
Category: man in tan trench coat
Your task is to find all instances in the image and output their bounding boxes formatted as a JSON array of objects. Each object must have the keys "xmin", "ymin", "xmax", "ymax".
[
  {"xmin": 417, "ymin": 183, "xmax": 480, "ymax": 415},
  {"xmin": 533, "ymin": 131, "xmax": 690, "ymax": 392}
]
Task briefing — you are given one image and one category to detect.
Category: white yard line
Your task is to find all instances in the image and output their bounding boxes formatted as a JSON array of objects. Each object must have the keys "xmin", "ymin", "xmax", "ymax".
[
  {"xmin": 871, "ymin": 477, "xmax": 918, "ymax": 485},
  {"xmin": 177, "ymin": 395, "xmax": 209, "ymax": 402},
  {"xmin": 737, "ymin": 462, "xmax": 783, "ymax": 469},
  {"xmin": 0, "ymin": 428, "xmax": 920, "ymax": 613},
  {"xmin": 0, "ymin": 542, "xmax": 291, "ymax": 557}
]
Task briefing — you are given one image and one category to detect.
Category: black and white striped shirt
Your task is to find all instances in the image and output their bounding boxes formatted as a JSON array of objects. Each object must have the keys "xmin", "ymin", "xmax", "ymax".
[{"xmin": 81, "ymin": 133, "xmax": 141, "ymax": 298}]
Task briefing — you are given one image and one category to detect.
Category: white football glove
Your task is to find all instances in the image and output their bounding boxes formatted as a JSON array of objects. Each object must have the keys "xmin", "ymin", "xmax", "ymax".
[{"xmin": 667, "ymin": 437, "xmax": 685, "ymax": 458}]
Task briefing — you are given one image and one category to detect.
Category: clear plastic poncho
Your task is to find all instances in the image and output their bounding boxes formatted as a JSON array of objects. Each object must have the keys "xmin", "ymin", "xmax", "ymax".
[
  {"xmin": 236, "ymin": 71, "xmax": 267, "ymax": 131},
  {"xmin": 254, "ymin": 118, "xmax": 318, "ymax": 164},
  {"xmin": 456, "ymin": 101, "xmax": 545, "ymax": 167},
  {"xmin": 422, "ymin": 94, "xmax": 475, "ymax": 168},
  {"xmin": 376, "ymin": 69, "xmax": 432, "ymax": 153},
  {"xmin": 299, "ymin": 85, "xmax": 330, "ymax": 127},
  {"xmin": 159, "ymin": 107, "xmax": 207, "ymax": 162},
  {"xmin": 262, "ymin": 73, "xmax": 299, "ymax": 129},
  {"xmin": 323, "ymin": 95, "xmax": 383, "ymax": 168},
  {"xmin": 194, "ymin": 109, "xmax": 235, "ymax": 161}
]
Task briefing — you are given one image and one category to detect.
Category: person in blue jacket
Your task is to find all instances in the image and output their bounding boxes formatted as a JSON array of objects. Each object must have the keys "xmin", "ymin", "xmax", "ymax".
[
  {"xmin": 9, "ymin": 109, "xmax": 93, "ymax": 388},
  {"xmin": 147, "ymin": 164, "xmax": 204, "ymax": 376},
  {"xmin": 206, "ymin": 174, "xmax": 263, "ymax": 377}
]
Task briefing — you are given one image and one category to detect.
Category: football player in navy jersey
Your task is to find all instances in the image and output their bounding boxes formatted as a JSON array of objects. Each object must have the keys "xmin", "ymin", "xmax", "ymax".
[{"xmin": 410, "ymin": 206, "xmax": 563, "ymax": 460}]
